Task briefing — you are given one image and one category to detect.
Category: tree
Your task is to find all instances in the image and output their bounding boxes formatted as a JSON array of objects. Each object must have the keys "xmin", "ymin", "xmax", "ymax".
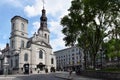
[
  {"xmin": 61, "ymin": 0, "xmax": 120, "ymax": 69},
  {"xmin": 104, "ymin": 38, "xmax": 120, "ymax": 67}
]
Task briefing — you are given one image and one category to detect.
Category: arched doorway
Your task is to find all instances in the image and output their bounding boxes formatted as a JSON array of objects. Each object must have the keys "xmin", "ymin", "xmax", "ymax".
[
  {"xmin": 37, "ymin": 63, "xmax": 45, "ymax": 71},
  {"xmin": 23, "ymin": 63, "xmax": 29, "ymax": 74},
  {"xmin": 50, "ymin": 67, "xmax": 55, "ymax": 72}
]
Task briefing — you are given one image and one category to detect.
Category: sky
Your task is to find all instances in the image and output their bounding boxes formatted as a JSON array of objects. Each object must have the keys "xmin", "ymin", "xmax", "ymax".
[{"xmin": 0, "ymin": 0, "xmax": 72, "ymax": 51}]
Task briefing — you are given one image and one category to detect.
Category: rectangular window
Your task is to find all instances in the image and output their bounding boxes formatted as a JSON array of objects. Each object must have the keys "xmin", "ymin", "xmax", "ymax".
[
  {"xmin": 24, "ymin": 53, "xmax": 28, "ymax": 61},
  {"xmin": 11, "ymin": 59, "xmax": 13, "ymax": 67},
  {"xmin": 39, "ymin": 50, "xmax": 43, "ymax": 59},
  {"xmin": 15, "ymin": 59, "xmax": 18, "ymax": 67},
  {"xmin": 72, "ymin": 61, "xmax": 74, "ymax": 65},
  {"xmin": 11, "ymin": 40, "xmax": 15, "ymax": 48},
  {"xmin": 21, "ymin": 23, "xmax": 24, "ymax": 31},
  {"xmin": 21, "ymin": 40, "xmax": 24, "ymax": 48},
  {"xmin": 72, "ymin": 49, "xmax": 74, "ymax": 52},
  {"xmin": 51, "ymin": 58, "xmax": 54, "ymax": 64}
]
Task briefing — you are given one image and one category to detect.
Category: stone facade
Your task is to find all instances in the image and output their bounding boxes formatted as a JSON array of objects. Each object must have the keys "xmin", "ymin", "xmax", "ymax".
[{"xmin": 0, "ymin": 8, "xmax": 56, "ymax": 74}]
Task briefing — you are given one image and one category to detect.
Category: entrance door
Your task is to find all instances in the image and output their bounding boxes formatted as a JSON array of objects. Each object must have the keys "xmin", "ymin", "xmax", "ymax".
[
  {"xmin": 23, "ymin": 63, "xmax": 29, "ymax": 74},
  {"xmin": 50, "ymin": 67, "xmax": 55, "ymax": 72},
  {"xmin": 37, "ymin": 63, "xmax": 45, "ymax": 71}
]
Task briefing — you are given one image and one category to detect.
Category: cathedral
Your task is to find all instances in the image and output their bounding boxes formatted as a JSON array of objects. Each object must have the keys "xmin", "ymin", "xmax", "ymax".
[{"xmin": 0, "ymin": 8, "xmax": 56, "ymax": 74}]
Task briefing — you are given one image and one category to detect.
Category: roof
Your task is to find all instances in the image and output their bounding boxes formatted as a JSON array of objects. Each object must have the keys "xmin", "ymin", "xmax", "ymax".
[
  {"xmin": 11, "ymin": 15, "xmax": 28, "ymax": 23},
  {"xmin": 54, "ymin": 45, "xmax": 78, "ymax": 53}
]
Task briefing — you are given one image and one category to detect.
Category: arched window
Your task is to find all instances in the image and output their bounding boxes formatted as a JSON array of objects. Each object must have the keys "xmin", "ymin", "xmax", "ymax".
[
  {"xmin": 11, "ymin": 59, "xmax": 13, "ymax": 67},
  {"xmin": 51, "ymin": 58, "xmax": 54, "ymax": 64},
  {"xmin": 45, "ymin": 34, "xmax": 47, "ymax": 38},
  {"xmin": 21, "ymin": 23, "xmax": 24, "ymax": 30},
  {"xmin": 39, "ymin": 50, "xmax": 43, "ymax": 59},
  {"xmin": 21, "ymin": 40, "xmax": 24, "ymax": 48},
  {"xmin": 15, "ymin": 59, "xmax": 18, "ymax": 67},
  {"xmin": 24, "ymin": 53, "xmax": 28, "ymax": 61}
]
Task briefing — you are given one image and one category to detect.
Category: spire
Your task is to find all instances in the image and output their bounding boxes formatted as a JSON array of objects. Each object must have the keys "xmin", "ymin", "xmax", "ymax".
[
  {"xmin": 38, "ymin": 7, "xmax": 50, "ymax": 33},
  {"xmin": 41, "ymin": 0, "xmax": 46, "ymax": 23},
  {"xmin": 41, "ymin": 8, "xmax": 47, "ymax": 21}
]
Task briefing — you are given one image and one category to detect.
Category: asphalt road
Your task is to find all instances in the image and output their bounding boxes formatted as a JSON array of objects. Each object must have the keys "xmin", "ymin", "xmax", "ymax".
[
  {"xmin": 0, "ymin": 72, "xmax": 103, "ymax": 80},
  {"xmin": 13, "ymin": 73, "xmax": 65, "ymax": 80}
]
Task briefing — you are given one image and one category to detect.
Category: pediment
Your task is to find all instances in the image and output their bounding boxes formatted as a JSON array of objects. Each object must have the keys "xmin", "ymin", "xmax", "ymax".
[
  {"xmin": 34, "ymin": 41, "xmax": 52, "ymax": 48},
  {"xmin": 27, "ymin": 36, "xmax": 52, "ymax": 48}
]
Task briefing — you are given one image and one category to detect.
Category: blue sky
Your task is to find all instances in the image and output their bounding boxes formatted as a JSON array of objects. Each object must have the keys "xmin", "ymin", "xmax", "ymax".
[{"xmin": 0, "ymin": 0, "xmax": 72, "ymax": 51}]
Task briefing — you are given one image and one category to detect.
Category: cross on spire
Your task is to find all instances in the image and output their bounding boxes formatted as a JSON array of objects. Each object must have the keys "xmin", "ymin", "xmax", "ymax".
[{"xmin": 42, "ymin": 0, "xmax": 45, "ymax": 9}]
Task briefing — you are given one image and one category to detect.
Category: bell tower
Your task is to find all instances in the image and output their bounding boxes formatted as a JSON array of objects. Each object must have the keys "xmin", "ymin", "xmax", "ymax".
[
  {"xmin": 38, "ymin": 8, "xmax": 50, "ymax": 43},
  {"xmin": 10, "ymin": 16, "xmax": 28, "ymax": 51},
  {"xmin": 9, "ymin": 16, "xmax": 28, "ymax": 69}
]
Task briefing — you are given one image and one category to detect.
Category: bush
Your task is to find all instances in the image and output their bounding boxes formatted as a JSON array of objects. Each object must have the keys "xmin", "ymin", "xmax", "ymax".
[{"xmin": 102, "ymin": 67, "xmax": 120, "ymax": 72}]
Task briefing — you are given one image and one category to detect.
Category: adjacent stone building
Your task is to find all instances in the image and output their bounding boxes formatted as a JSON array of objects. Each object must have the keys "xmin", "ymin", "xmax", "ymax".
[
  {"xmin": 0, "ymin": 43, "xmax": 10, "ymax": 74},
  {"xmin": 54, "ymin": 46, "xmax": 84, "ymax": 71},
  {"xmin": 0, "ymin": 8, "xmax": 56, "ymax": 74}
]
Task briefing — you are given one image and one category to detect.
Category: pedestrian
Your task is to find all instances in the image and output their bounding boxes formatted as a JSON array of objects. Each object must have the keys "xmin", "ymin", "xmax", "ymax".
[
  {"xmin": 68, "ymin": 68, "xmax": 72, "ymax": 79},
  {"xmin": 69, "ymin": 69, "xmax": 72, "ymax": 76}
]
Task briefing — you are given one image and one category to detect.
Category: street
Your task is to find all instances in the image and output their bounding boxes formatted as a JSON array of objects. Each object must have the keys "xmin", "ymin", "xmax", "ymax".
[
  {"xmin": 0, "ymin": 72, "xmax": 102, "ymax": 80},
  {"xmin": 13, "ymin": 73, "xmax": 64, "ymax": 80}
]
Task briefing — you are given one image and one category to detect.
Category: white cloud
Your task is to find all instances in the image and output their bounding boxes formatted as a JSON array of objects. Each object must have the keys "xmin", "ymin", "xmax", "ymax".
[
  {"xmin": 45, "ymin": 0, "xmax": 71, "ymax": 17},
  {"xmin": 0, "ymin": 0, "xmax": 23, "ymax": 7},
  {"xmin": 0, "ymin": 43, "xmax": 5, "ymax": 50},
  {"xmin": 24, "ymin": 0, "xmax": 42, "ymax": 17},
  {"xmin": 49, "ymin": 20, "xmax": 66, "ymax": 51},
  {"xmin": 50, "ymin": 37, "xmax": 65, "ymax": 51},
  {"xmin": 24, "ymin": 0, "xmax": 72, "ymax": 17},
  {"xmin": 49, "ymin": 20, "xmax": 62, "ymax": 36},
  {"xmin": 31, "ymin": 21, "xmax": 40, "ymax": 34}
]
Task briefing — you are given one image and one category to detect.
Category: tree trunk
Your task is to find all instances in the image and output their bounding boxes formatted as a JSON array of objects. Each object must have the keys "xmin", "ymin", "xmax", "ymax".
[
  {"xmin": 84, "ymin": 51, "xmax": 87, "ymax": 70},
  {"xmin": 93, "ymin": 53, "xmax": 96, "ymax": 69}
]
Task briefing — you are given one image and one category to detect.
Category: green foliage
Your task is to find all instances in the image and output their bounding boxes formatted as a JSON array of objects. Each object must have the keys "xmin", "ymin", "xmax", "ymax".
[
  {"xmin": 105, "ymin": 39, "xmax": 120, "ymax": 59},
  {"xmin": 61, "ymin": 0, "xmax": 120, "ymax": 69},
  {"xmin": 101, "ymin": 67, "xmax": 120, "ymax": 72}
]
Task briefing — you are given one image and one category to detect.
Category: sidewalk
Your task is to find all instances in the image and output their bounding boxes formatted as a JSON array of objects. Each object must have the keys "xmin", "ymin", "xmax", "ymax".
[
  {"xmin": 0, "ymin": 72, "xmax": 49, "ymax": 80},
  {"xmin": 0, "ymin": 75, "xmax": 17, "ymax": 80},
  {"xmin": 0, "ymin": 74, "xmax": 30, "ymax": 80},
  {"xmin": 55, "ymin": 71, "xmax": 102, "ymax": 80}
]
